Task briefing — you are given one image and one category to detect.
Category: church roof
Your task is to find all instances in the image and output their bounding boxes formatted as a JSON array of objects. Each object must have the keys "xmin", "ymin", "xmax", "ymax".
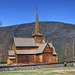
[
  {"xmin": 16, "ymin": 43, "xmax": 56, "ymax": 54},
  {"xmin": 36, "ymin": 43, "xmax": 47, "ymax": 54},
  {"xmin": 9, "ymin": 57, "xmax": 16, "ymax": 59},
  {"xmin": 16, "ymin": 50, "xmax": 37, "ymax": 54},
  {"xmin": 16, "ymin": 43, "xmax": 46, "ymax": 54},
  {"xmin": 8, "ymin": 50, "xmax": 15, "ymax": 56},
  {"xmin": 14, "ymin": 37, "xmax": 39, "ymax": 47},
  {"xmin": 53, "ymin": 51, "xmax": 57, "ymax": 56},
  {"xmin": 8, "ymin": 42, "xmax": 57, "ymax": 55},
  {"xmin": 49, "ymin": 43, "xmax": 55, "ymax": 50},
  {"xmin": 8, "ymin": 42, "xmax": 56, "ymax": 55}
]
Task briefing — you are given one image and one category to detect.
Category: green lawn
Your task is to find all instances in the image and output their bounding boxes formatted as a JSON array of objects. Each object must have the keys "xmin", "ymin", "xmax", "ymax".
[{"xmin": 0, "ymin": 67, "xmax": 75, "ymax": 75}]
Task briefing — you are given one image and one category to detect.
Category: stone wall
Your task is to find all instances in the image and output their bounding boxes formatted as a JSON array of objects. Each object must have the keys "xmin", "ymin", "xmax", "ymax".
[{"xmin": 0, "ymin": 62, "xmax": 75, "ymax": 71}]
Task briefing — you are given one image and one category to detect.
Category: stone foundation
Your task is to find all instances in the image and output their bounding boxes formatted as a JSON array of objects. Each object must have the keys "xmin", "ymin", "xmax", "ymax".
[{"xmin": 0, "ymin": 62, "xmax": 74, "ymax": 71}]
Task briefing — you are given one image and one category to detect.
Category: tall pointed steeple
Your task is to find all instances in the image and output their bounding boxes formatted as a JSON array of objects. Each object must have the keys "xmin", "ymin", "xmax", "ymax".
[
  {"xmin": 32, "ymin": 7, "xmax": 43, "ymax": 36},
  {"xmin": 32, "ymin": 7, "xmax": 43, "ymax": 43},
  {"xmin": 35, "ymin": 8, "xmax": 40, "ymax": 34}
]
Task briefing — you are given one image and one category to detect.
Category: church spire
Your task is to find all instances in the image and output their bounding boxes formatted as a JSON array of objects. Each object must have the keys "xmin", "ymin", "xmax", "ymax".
[
  {"xmin": 32, "ymin": 7, "xmax": 43, "ymax": 37},
  {"xmin": 32, "ymin": 7, "xmax": 43, "ymax": 43},
  {"xmin": 35, "ymin": 7, "xmax": 40, "ymax": 34}
]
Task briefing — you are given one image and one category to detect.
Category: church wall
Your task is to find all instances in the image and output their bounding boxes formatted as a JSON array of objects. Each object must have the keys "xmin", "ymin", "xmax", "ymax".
[
  {"xmin": 16, "ymin": 47, "xmax": 38, "ymax": 50},
  {"xmin": 16, "ymin": 54, "xmax": 57, "ymax": 64},
  {"xmin": 17, "ymin": 54, "xmax": 43, "ymax": 64},
  {"xmin": 17, "ymin": 55, "xmax": 27, "ymax": 64},
  {"xmin": 12, "ymin": 39, "xmax": 16, "ymax": 53},
  {"xmin": 36, "ymin": 54, "xmax": 43, "ymax": 63},
  {"xmin": 7, "ymin": 59, "xmax": 16, "ymax": 65},
  {"xmin": 15, "ymin": 43, "xmax": 58, "ymax": 64},
  {"xmin": 29, "ymin": 55, "xmax": 35, "ymax": 63},
  {"xmin": 7, "ymin": 56, "xmax": 10, "ymax": 65},
  {"xmin": 52, "ymin": 56, "xmax": 58, "ymax": 62},
  {"xmin": 36, "ymin": 54, "xmax": 40, "ymax": 63},
  {"xmin": 55, "ymin": 56, "xmax": 58, "ymax": 62},
  {"xmin": 43, "ymin": 43, "xmax": 53, "ymax": 53},
  {"xmin": 12, "ymin": 39, "xmax": 18, "ymax": 64},
  {"xmin": 34, "ymin": 36, "xmax": 42, "ymax": 43},
  {"xmin": 42, "ymin": 53, "xmax": 52, "ymax": 63},
  {"xmin": 16, "ymin": 43, "xmax": 58, "ymax": 64},
  {"xmin": 42, "ymin": 43, "xmax": 53, "ymax": 63},
  {"xmin": 10, "ymin": 59, "xmax": 16, "ymax": 64},
  {"xmin": 17, "ymin": 54, "xmax": 35, "ymax": 64}
]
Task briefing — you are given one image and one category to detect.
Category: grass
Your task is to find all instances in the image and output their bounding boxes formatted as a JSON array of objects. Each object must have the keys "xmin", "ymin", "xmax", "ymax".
[{"xmin": 0, "ymin": 67, "xmax": 75, "ymax": 75}]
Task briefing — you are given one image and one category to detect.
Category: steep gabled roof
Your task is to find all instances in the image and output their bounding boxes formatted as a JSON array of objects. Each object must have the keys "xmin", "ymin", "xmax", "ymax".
[
  {"xmin": 16, "ymin": 50, "xmax": 37, "ymax": 54},
  {"xmin": 14, "ymin": 37, "xmax": 39, "ymax": 47},
  {"xmin": 36, "ymin": 43, "xmax": 47, "ymax": 54},
  {"xmin": 16, "ymin": 43, "xmax": 55, "ymax": 54},
  {"xmin": 8, "ymin": 42, "xmax": 57, "ymax": 55},
  {"xmin": 9, "ymin": 57, "xmax": 16, "ymax": 59},
  {"xmin": 37, "ymin": 42, "xmax": 55, "ymax": 54},
  {"xmin": 49, "ymin": 43, "xmax": 55, "ymax": 50},
  {"xmin": 16, "ymin": 43, "xmax": 47, "ymax": 54},
  {"xmin": 8, "ymin": 50, "xmax": 15, "ymax": 56},
  {"xmin": 53, "ymin": 51, "xmax": 57, "ymax": 56}
]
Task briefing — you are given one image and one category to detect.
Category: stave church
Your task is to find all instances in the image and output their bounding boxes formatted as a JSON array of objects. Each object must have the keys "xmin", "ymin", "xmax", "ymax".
[{"xmin": 7, "ymin": 9, "xmax": 58, "ymax": 65}]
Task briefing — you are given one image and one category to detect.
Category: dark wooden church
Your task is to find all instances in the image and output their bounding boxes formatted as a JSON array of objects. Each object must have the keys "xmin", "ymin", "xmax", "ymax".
[{"xmin": 7, "ymin": 9, "xmax": 58, "ymax": 65}]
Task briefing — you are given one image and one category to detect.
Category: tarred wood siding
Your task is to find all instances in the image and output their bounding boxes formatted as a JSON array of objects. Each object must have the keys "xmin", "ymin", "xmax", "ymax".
[
  {"xmin": 52, "ymin": 56, "xmax": 58, "ymax": 62},
  {"xmin": 43, "ymin": 43, "xmax": 52, "ymax": 53},
  {"xmin": 8, "ymin": 59, "xmax": 16, "ymax": 65},
  {"xmin": 17, "ymin": 55, "xmax": 35, "ymax": 64},
  {"xmin": 43, "ymin": 43, "xmax": 53, "ymax": 63},
  {"xmin": 36, "ymin": 55, "xmax": 40, "ymax": 63},
  {"xmin": 34, "ymin": 36, "xmax": 42, "ymax": 43},
  {"xmin": 15, "ymin": 43, "xmax": 58, "ymax": 64},
  {"xmin": 10, "ymin": 59, "xmax": 16, "ymax": 64},
  {"xmin": 29, "ymin": 55, "xmax": 35, "ymax": 63},
  {"xmin": 16, "ymin": 47, "xmax": 38, "ymax": 50},
  {"xmin": 17, "ymin": 55, "xmax": 29, "ymax": 64},
  {"xmin": 43, "ymin": 53, "xmax": 53, "ymax": 63}
]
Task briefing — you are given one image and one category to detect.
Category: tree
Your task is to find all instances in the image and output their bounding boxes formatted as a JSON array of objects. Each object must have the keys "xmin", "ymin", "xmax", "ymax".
[
  {"xmin": 61, "ymin": 42, "xmax": 73, "ymax": 61},
  {"xmin": 71, "ymin": 39, "xmax": 75, "ymax": 61},
  {"xmin": 0, "ymin": 21, "xmax": 2, "ymax": 27}
]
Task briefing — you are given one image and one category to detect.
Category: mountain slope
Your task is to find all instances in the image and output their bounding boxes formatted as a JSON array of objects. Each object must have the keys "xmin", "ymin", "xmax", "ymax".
[{"xmin": 0, "ymin": 21, "xmax": 75, "ymax": 62}]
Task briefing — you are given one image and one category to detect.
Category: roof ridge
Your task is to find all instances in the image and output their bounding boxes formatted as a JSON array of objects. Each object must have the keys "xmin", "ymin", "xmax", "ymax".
[
  {"xmin": 17, "ymin": 50, "xmax": 37, "ymax": 51},
  {"xmin": 14, "ymin": 37, "xmax": 34, "ymax": 39}
]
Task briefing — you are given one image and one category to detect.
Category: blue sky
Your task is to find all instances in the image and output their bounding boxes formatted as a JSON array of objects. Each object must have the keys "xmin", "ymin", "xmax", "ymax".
[{"xmin": 0, "ymin": 0, "xmax": 75, "ymax": 27}]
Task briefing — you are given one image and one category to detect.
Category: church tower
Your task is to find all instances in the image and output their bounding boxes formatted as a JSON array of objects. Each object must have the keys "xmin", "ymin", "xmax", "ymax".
[{"xmin": 32, "ymin": 8, "xmax": 43, "ymax": 43}]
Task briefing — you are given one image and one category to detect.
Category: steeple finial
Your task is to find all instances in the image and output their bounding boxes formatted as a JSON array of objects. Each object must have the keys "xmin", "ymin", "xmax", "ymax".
[{"xmin": 35, "ymin": 7, "xmax": 40, "ymax": 34}]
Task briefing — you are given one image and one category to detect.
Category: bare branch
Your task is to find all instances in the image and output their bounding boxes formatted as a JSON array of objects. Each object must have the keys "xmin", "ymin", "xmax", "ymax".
[{"xmin": 0, "ymin": 21, "xmax": 2, "ymax": 26}]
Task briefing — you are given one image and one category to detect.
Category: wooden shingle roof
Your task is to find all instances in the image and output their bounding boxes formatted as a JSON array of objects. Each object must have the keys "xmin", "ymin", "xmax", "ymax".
[
  {"xmin": 49, "ymin": 43, "xmax": 55, "ymax": 50},
  {"xmin": 14, "ymin": 37, "xmax": 39, "ymax": 47},
  {"xmin": 16, "ymin": 43, "xmax": 46, "ymax": 54},
  {"xmin": 8, "ymin": 42, "xmax": 57, "ymax": 55},
  {"xmin": 9, "ymin": 57, "xmax": 16, "ymax": 59},
  {"xmin": 53, "ymin": 51, "xmax": 57, "ymax": 56},
  {"xmin": 16, "ymin": 43, "xmax": 56, "ymax": 54},
  {"xmin": 8, "ymin": 50, "xmax": 15, "ymax": 56}
]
